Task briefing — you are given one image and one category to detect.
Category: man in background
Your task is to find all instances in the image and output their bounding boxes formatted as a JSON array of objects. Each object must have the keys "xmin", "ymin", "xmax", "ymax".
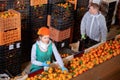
[{"xmin": 80, "ymin": 3, "xmax": 107, "ymax": 48}]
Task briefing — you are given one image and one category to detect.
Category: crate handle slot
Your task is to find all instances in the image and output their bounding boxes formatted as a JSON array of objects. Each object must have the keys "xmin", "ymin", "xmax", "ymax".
[{"xmin": 4, "ymin": 28, "xmax": 17, "ymax": 32}]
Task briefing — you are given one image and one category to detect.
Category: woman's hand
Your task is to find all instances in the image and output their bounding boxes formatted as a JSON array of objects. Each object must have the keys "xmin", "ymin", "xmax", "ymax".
[
  {"xmin": 42, "ymin": 62, "xmax": 49, "ymax": 67},
  {"xmin": 61, "ymin": 67, "xmax": 68, "ymax": 72}
]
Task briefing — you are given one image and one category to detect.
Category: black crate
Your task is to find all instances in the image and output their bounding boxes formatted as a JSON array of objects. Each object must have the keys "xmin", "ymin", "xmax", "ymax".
[
  {"xmin": 0, "ymin": 41, "xmax": 21, "ymax": 76},
  {"xmin": 5, "ymin": 0, "xmax": 30, "ymax": 19},
  {"xmin": 0, "ymin": 57, "xmax": 6, "ymax": 72},
  {"xmin": 0, "ymin": 41, "xmax": 21, "ymax": 59},
  {"xmin": 21, "ymin": 39, "xmax": 31, "ymax": 63},
  {"xmin": 31, "ymin": 27, "xmax": 40, "ymax": 43},
  {"xmin": 52, "ymin": 3, "xmax": 74, "ymax": 13},
  {"xmin": 6, "ymin": 0, "xmax": 29, "ymax": 9},
  {"xmin": 21, "ymin": 19, "xmax": 32, "ymax": 62},
  {"xmin": 75, "ymin": 7, "xmax": 88, "ymax": 21},
  {"xmin": 49, "ymin": 0, "xmax": 65, "ymax": 4},
  {"xmin": 54, "ymin": 38, "xmax": 70, "ymax": 49},
  {"xmin": 13, "ymin": 0, "xmax": 30, "ymax": 10},
  {"xmin": 30, "ymin": 15, "xmax": 48, "ymax": 43},
  {"xmin": 30, "ymin": 4, "xmax": 48, "ymax": 17},
  {"xmin": 6, "ymin": 63, "xmax": 21, "ymax": 76},
  {"xmin": 77, "ymin": 0, "xmax": 89, "ymax": 8},
  {"xmin": 30, "ymin": 15, "xmax": 47, "ymax": 27},
  {"xmin": 21, "ymin": 19, "xmax": 30, "ymax": 30},
  {"xmin": 6, "ymin": 0, "xmax": 14, "ymax": 9},
  {"xmin": 0, "ymin": 1, "xmax": 7, "ymax": 12},
  {"xmin": 52, "ymin": 10, "xmax": 74, "ymax": 19},
  {"xmin": 4, "ymin": 48, "xmax": 21, "ymax": 64},
  {"xmin": 47, "ymin": 4, "xmax": 53, "ymax": 15},
  {"xmin": 0, "ymin": 41, "xmax": 21, "ymax": 53},
  {"xmin": 51, "ymin": 17, "xmax": 74, "ymax": 30},
  {"xmin": 51, "ymin": 15, "xmax": 74, "ymax": 23}
]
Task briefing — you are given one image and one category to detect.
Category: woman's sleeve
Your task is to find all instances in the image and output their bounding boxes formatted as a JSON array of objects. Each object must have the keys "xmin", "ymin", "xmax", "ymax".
[
  {"xmin": 31, "ymin": 44, "xmax": 43, "ymax": 66},
  {"xmin": 52, "ymin": 43, "xmax": 64, "ymax": 67}
]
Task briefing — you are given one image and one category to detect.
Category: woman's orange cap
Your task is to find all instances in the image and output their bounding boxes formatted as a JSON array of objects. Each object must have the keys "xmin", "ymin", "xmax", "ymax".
[{"xmin": 37, "ymin": 27, "xmax": 50, "ymax": 36}]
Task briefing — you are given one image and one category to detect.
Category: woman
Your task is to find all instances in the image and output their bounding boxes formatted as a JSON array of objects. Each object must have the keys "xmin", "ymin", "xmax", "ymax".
[{"xmin": 30, "ymin": 27, "xmax": 68, "ymax": 72}]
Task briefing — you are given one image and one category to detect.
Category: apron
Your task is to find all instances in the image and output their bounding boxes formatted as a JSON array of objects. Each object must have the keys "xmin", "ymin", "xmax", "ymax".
[{"xmin": 30, "ymin": 43, "xmax": 52, "ymax": 72}]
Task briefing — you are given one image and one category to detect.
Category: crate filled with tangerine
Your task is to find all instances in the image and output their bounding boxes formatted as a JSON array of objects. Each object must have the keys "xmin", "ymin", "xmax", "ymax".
[{"xmin": 0, "ymin": 9, "xmax": 21, "ymax": 45}]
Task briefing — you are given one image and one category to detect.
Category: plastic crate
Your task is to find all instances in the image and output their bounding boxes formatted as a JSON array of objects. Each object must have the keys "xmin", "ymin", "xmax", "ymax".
[
  {"xmin": 31, "ymin": 14, "xmax": 47, "ymax": 43},
  {"xmin": 0, "ymin": 57, "xmax": 6, "ymax": 72},
  {"xmin": 51, "ymin": 10, "xmax": 74, "ymax": 19},
  {"xmin": 49, "ymin": 0, "xmax": 65, "ymax": 4},
  {"xmin": 13, "ymin": 0, "xmax": 30, "ymax": 10},
  {"xmin": 31, "ymin": 15, "xmax": 47, "ymax": 27},
  {"xmin": 21, "ymin": 19, "xmax": 30, "ymax": 30},
  {"xmin": 77, "ymin": 0, "xmax": 89, "ymax": 8},
  {"xmin": 75, "ymin": 7, "xmax": 88, "ymax": 21},
  {"xmin": 30, "ymin": 4, "xmax": 48, "ymax": 17},
  {"xmin": 54, "ymin": 38, "xmax": 70, "ymax": 49},
  {"xmin": 30, "ymin": 0, "xmax": 48, "ymax": 6},
  {"xmin": 8, "ymin": 0, "xmax": 30, "ymax": 20},
  {"xmin": 6, "ymin": 63, "xmax": 21, "ymax": 76},
  {"xmin": 0, "ymin": 27, "xmax": 21, "ymax": 46},
  {"xmin": 49, "ymin": 26, "xmax": 71, "ymax": 42},
  {"xmin": 51, "ymin": 16, "xmax": 74, "ymax": 30},
  {"xmin": 0, "ymin": 41, "xmax": 21, "ymax": 76},
  {"xmin": 0, "ymin": 1, "xmax": 7, "ymax": 12},
  {"xmin": 52, "ymin": 3, "xmax": 74, "ymax": 13},
  {"xmin": 0, "ymin": 41, "xmax": 21, "ymax": 54},
  {"xmin": 0, "ymin": 9, "xmax": 21, "ymax": 31},
  {"xmin": 31, "ymin": 27, "xmax": 40, "ymax": 43},
  {"xmin": 47, "ymin": 4, "xmax": 53, "ymax": 15}
]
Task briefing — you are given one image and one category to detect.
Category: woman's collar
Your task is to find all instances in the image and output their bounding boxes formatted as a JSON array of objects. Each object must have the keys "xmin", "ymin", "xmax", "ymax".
[{"xmin": 36, "ymin": 40, "xmax": 52, "ymax": 46}]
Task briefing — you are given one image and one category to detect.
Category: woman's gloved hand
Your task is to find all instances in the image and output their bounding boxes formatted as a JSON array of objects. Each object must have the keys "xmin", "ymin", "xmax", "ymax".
[
  {"xmin": 61, "ymin": 67, "xmax": 68, "ymax": 72},
  {"xmin": 42, "ymin": 62, "xmax": 49, "ymax": 67}
]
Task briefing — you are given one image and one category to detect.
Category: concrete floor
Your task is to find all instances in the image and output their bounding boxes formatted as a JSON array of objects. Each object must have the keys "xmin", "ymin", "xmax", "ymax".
[{"xmin": 21, "ymin": 25, "xmax": 120, "ymax": 74}]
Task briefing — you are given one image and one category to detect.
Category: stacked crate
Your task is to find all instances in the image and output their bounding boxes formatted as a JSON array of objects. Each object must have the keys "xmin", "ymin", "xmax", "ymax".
[
  {"xmin": 100, "ymin": 0, "xmax": 117, "ymax": 31},
  {"xmin": 30, "ymin": 0, "xmax": 48, "ymax": 44},
  {"xmin": 50, "ymin": 2, "xmax": 74, "ymax": 49},
  {"xmin": 14, "ymin": 0, "xmax": 31, "ymax": 62},
  {"xmin": 0, "ymin": 9, "xmax": 21, "ymax": 45},
  {"xmin": 49, "ymin": 0, "xmax": 65, "ymax": 4},
  {"xmin": 1, "ymin": 0, "xmax": 31, "ymax": 62},
  {"xmin": 21, "ymin": 18, "xmax": 31, "ymax": 62},
  {"xmin": 5, "ymin": 0, "xmax": 30, "ymax": 20},
  {"xmin": 73, "ymin": 0, "xmax": 89, "ymax": 42},
  {"xmin": 77, "ymin": 0, "xmax": 89, "ymax": 8},
  {"xmin": 0, "ymin": 9, "xmax": 21, "ymax": 76},
  {"xmin": 30, "ymin": 4, "xmax": 48, "ymax": 43},
  {"xmin": 48, "ymin": 0, "xmax": 66, "ymax": 15},
  {"xmin": 0, "ymin": 41, "xmax": 21, "ymax": 76}
]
